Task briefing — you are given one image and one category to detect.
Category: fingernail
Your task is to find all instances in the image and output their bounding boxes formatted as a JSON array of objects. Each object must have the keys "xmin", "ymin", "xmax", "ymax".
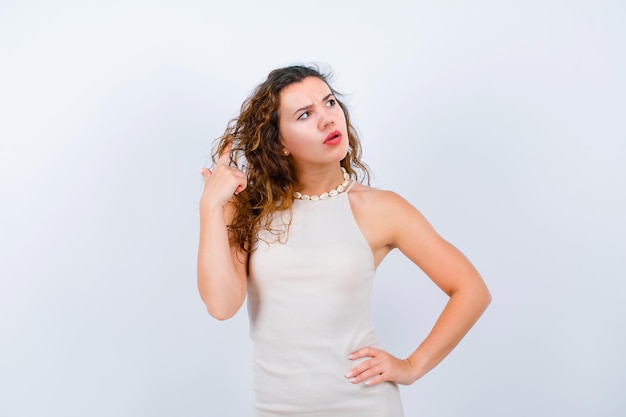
[
  {"xmin": 348, "ymin": 354, "xmax": 355, "ymax": 360},
  {"xmin": 349, "ymin": 378, "xmax": 357, "ymax": 383},
  {"xmin": 365, "ymin": 380, "xmax": 372, "ymax": 386},
  {"xmin": 344, "ymin": 371, "xmax": 352, "ymax": 378}
]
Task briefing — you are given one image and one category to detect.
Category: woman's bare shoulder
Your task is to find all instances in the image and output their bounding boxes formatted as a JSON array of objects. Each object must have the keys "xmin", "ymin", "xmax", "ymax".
[
  {"xmin": 349, "ymin": 182, "xmax": 408, "ymax": 208},
  {"xmin": 348, "ymin": 182, "xmax": 431, "ymax": 254},
  {"xmin": 349, "ymin": 182, "xmax": 431, "ymax": 232}
]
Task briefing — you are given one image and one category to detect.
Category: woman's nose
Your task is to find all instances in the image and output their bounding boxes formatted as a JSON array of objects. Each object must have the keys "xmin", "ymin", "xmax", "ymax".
[{"xmin": 319, "ymin": 115, "xmax": 335, "ymax": 130}]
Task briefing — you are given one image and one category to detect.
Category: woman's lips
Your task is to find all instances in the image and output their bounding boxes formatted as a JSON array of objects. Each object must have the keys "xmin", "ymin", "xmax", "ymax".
[{"xmin": 324, "ymin": 130, "xmax": 342, "ymax": 145}]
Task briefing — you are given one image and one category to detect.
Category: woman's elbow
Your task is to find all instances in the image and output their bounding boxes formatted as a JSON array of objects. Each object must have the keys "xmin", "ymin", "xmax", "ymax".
[
  {"xmin": 202, "ymin": 294, "xmax": 245, "ymax": 321},
  {"xmin": 206, "ymin": 303, "xmax": 239, "ymax": 321},
  {"xmin": 479, "ymin": 285, "xmax": 492, "ymax": 311}
]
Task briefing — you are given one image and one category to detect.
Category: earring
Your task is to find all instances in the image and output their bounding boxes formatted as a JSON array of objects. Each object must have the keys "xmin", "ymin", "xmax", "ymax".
[{"xmin": 283, "ymin": 150, "xmax": 289, "ymax": 155}]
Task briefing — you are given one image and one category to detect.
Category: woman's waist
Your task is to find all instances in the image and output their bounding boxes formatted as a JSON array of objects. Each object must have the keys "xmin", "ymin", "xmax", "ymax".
[{"xmin": 251, "ymin": 326, "xmax": 378, "ymax": 364}]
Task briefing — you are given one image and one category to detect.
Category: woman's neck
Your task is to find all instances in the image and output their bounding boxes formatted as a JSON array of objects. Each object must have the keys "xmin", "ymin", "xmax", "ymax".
[{"xmin": 294, "ymin": 165, "xmax": 346, "ymax": 196}]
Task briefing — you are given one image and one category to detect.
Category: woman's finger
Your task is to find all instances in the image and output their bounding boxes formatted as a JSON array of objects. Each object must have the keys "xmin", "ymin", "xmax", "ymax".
[
  {"xmin": 234, "ymin": 181, "xmax": 247, "ymax": 195},
  {"xmin": 346, "ymin": 362, "xmax": 384, "ymax": 385},
  {"xmin": 345, "ymin": 357, "xmax": 378, "ymax": 379},
  {"xmin": 217, "ymin": 142, "xmax": 233, "ymax": 166},
  {"xmin": 364, "ymin": 374, "xmax": 386, "ymax": 386},
  {"xmin": 348, "ymin": 347, "xmax": 379, "ymax": 360}
]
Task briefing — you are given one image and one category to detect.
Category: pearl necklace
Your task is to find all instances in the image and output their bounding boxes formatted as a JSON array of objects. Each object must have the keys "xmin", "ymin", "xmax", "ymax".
[{"xmin": 293, "ymin": 167, "xmax": 351, "ymax": 201}]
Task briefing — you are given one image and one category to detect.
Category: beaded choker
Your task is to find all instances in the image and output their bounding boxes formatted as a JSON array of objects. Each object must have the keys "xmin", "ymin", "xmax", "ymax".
[{"xmin": 293, "ymin": 167, "xmax": 351, "ymax": 201}]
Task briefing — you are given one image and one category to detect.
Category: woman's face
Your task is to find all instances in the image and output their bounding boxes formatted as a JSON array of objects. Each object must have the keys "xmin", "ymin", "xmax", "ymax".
[{"xmin": 277, "ymin": 76, "xmax": 349, "ymax": 170}]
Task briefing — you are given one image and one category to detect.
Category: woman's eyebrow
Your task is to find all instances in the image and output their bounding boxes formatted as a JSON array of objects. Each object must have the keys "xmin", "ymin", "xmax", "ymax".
[{"xmin": 293, "ymin": 93, "xmax": 335, "ymax": 115}]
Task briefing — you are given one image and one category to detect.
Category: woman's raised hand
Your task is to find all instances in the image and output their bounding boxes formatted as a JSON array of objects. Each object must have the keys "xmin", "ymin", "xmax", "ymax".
[{"xmin": 200, "ymin": 143, "xmax": 247, "ymax": 210}]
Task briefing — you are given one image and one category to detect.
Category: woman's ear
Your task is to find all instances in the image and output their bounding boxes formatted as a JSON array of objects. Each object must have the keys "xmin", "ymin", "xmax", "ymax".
[{"xmin": 278, "ymin": 133, "xmax": 289, "ymax": 156}]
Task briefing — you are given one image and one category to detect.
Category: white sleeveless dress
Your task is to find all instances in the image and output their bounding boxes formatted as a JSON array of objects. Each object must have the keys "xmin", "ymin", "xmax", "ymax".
[{"xmin": 248, "ymin": 185, "xmax": 404, "ymax": 416}]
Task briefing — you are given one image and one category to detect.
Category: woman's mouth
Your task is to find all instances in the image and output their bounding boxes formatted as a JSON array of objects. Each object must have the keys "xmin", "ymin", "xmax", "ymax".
[{"xmin": 324, "ymin": 131, "xmax": 342, "ymax": 145}]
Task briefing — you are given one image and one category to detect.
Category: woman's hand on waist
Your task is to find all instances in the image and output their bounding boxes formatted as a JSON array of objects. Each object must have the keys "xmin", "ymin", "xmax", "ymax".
[{"xmin": 344, "ymin": 347, "xmax": 418, "ymax": 386}]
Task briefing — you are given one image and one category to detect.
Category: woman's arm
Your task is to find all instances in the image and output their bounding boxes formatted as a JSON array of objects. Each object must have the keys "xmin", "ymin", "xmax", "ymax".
[
  {"xmin": 197, "ymin": 202, "xmax": 248, "ymax": 320},
  {"xmin": 347, "ymin": 190, "xmax": 491, "ymax": 385},
  {"xmin": 197, "ymin": 144, "xmax": 248, "ymax": 320}
]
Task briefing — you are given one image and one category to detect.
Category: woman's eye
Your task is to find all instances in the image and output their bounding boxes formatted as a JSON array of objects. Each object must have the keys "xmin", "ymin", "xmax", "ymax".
[
  {"xmin": 326, "ymin": 99, "xmax": 336, "ymax": 107},
  {"xmin": 298, "ymin": 111, "xmax": 309, "ymax": 120}
]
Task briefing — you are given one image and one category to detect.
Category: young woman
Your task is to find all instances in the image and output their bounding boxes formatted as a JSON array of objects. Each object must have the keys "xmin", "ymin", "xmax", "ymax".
[{"xmin": 198, "ymin": 65, "xmax": 491, "ymax": 417}]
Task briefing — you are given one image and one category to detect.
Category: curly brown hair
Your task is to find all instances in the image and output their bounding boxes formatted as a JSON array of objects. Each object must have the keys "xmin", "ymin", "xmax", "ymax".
[{"xmin": 211, "ymin": 65, "xmax": 371, "ymax": 253}]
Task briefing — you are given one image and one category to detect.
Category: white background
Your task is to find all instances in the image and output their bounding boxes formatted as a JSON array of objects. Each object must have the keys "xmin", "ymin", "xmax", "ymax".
[{"xmin": 1, "ymin": 1, "xmax": 625, "ymax": 416}]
